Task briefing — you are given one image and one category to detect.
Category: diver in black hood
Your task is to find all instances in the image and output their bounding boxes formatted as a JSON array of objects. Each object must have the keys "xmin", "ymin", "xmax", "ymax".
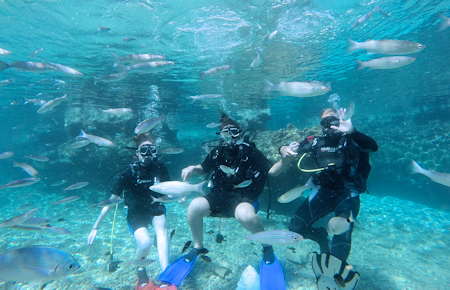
[{"xmin": 270, "ymin": 107, "xmax": 378, "ymax": 290}]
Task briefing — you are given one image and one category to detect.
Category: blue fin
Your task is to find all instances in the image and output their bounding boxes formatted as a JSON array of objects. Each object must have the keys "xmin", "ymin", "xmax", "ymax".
[
  {"xmin": 158, "ymin": 255, "xmax": 197, "ymax": 287},
  {"xmin": 260, "ymin": 254, "xmax": 286, "ymax": 290}
]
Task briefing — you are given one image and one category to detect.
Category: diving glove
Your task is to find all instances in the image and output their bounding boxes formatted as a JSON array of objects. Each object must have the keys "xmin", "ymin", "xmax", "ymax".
[{"xmin": 312, "ymin": 252, "xmax": 360, "ymax": 290}]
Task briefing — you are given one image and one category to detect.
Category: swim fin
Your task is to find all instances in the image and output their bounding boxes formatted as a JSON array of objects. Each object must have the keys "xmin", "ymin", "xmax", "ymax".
[
  {"xmin": 136, "ymin": 267, "xmax": 155, "ymax": 290},
  {"xmin": 312, "ymin": 252, "xmax": 360, "ymax": 290},
  {"xmin": 158, "ymin": 249, "xmax": 199, "ymax": 287},
  {"xmin": 260, "ymin": 253, "xmax": 286, "ymax": 290}
]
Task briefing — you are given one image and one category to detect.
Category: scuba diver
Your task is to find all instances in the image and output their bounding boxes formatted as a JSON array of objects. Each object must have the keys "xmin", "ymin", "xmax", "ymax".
[
  {"xmin": 87, "ymin": 133, "xmax": 177, "ymax": 290},
  {"xmin": 158, "ymin": 111, "xmax": 286, "ymax": 290},
  {"xmin": 269, "ymin": 107, "xmax": 378, "ymax": 289}
]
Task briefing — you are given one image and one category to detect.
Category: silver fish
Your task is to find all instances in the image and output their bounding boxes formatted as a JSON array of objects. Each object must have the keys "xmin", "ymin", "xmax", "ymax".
[
  {"xmin": 346, "ymin": 38, "xmax": 425, "ymax": 55},
  {"xmin": 9, "ymin": 61, "xmax": 57, "ymax": 73},
  {"xmin": 278, "ymin": 177, "xmax": 316, "ymax": 203},
  {"xmin": 65, "ymin": 140, "xmax": 91, "ymax": 150},
  {"xmin": 200, "ymin": 65, "xmax": 234, "ymax": 79},
  {"xmin": 356, "ymin": 56, "xmax": 415, "ymax": 71},
  {"xmin": 122, "ymin": 37, "xmax": 137, "ymax": 42},
  {"xmin": 0, "ymin": 246, "xmax": 80, "ymax": 283},
  {"xmin": 23, "ymin": 155, "xmax": 49, "ymax": 162},
  {"xmin": 159, "ymin": 148, "xmax": 184, "ymax": 155},
  {"xmin": 342, "ymin": 99, "xmax": 355, "ymax": 121},
  {"xmin": 0, "ymin": 208, "xmax": 38, "ymax": 228},
  {"xmin": 48, "ymin": 62, "xmax": 83, "ymax": 77},
  {"xmin": 134, "ymin": 116, "xmax": 165, "ymax": 134},
  {"xmin": 21, "ymin": 217, "xmax": 50, "ymax": 227},
  {"xmin": 92, "ymin": 198, "xmax": 124, "ymax": 208},
  {"xmin": 0, "ymin": 48, "xmax": 12, "ymax": 55},
  {"xmin": 233, "ymin": 180, "xmax": 252, "ymax": 189},
  {"xmin": 50, "ymin": 180, "xmax": 67, "ymax": 187},
  {"xmin": 98, "ymin": 25, "xmax": 110, "ymax": 32},
  {"xmin": 37, "ymin": 94, "xmax": 67, "ymax": 113},
  {"xmin": 0, "ymin": 178, "xmax": 40, "ymax": 189},
  {"xmin": 150, "ymin": 181, "xmax": 206, "ymax": 196},
  {"xmin": 250, "ymin": 48, "xmax": 263, "ymax": 68},
  {"xmin": 94, "ymin": 65, "xmax": 127, "ymax": 85},
  {"xmin": 0, "ymin": 151, "xmax": 13, "ymax": 159},
  {"xmin": 63, "ymin": 182, "xmax": 89, "ymax": 191},
  {"xmin": 13, "ymin": 161, "xmax": 38, "ymax": 177},
  {"xmin": 190, "ymin": 94, "xmax": 224, "ymax": 102},
  {"xmin": 263, "ymin": 79, "xmax": 330, "ymax": 98},
  {"xmin": 78, "ymin": 130, "xmax": 115, "ymax": 147},
  {"xmin": 29, "ymin": 48, "xmax": 44, "ymax": 59},
  {"xmin": 246, "ymin": 230, "xmax": 303, "ymax": 246},
  {"xmin": 263, "ymin": 30, "xmax": 278, "ymax": 45},
  {"xmin": 327, "ymin": 212, "xmax": 357, "ymax": 235},
  {"xmin": 45, "ymin": 226, "xmax": 71, "ymax": 235},
  {"xmin": 439, "ymin": 13, "xmax": 450, "ymax": 31},
  {"xmin": 411, "ymin": 160, "xmax": 450, "ymax": 187},
  {"xmin": 24, "ymin": 97, "xmax": 46, "ymax": 106},
  {"xmin": 351, "ymin": 4, "xmax": 389, "ymax": 29},
  {"xmin": 206, "ymin": 122, "xmax": 221, "ymax": 128},
  {"xmin": 151, "ymin": 194, "xmax": 188, "ymax": 204},
  {"xmin": 220, "ymin": 165, "xmax": 235, "ymax": 176},
  {"xmin": 112, "ymin": 53, "xmax": 165, "ymax": 67},
  {"xmin": 101, "ymin": 108, "xmax": 132, "ymax": 115},
  {"xmin": 126, "ymin": 61, "xmax": 174, "ymax": 74},
  {"xmin": 52, "ymin": 196, "xmax": 81, "ymax": 204}
]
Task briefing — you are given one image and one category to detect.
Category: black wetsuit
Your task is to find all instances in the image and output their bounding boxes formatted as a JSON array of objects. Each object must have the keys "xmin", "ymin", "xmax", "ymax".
[
  {"xmin": 288, "ymin": 130, "xmax": 378, "ymax": 261},
  {"xmin": 201, "ymin": 142, "xmax": 272, "ymax": 217},
  {"xmin": 111, "ymin": 161, "xmax": 170, "ymax": 233}
]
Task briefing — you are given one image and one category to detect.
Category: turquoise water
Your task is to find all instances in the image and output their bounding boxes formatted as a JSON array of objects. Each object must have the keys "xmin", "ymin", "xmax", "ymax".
[{"xmin": 1, "ymin": 0, "xmax": 450, "ymax": 289}]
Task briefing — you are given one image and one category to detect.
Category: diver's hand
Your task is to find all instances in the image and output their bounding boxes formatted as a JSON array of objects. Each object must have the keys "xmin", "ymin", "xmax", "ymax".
[
  {"xmin": 87, "ymin": 229, "xmax": 98, "ymax": 245},
  {"xmin": 181, "ymin": 166, "xmax": 195, "ymax": 181},
  {"xmin": 331, "ymin": 108, "xmax": 354, "ymax": 134},
  {"xmin": 280, "ymin": 142, "xmax": 299, "ymax": 158}
]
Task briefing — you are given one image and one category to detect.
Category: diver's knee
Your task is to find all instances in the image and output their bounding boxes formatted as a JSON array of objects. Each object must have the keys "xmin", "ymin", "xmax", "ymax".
[
  {"xmin": 187, "ymin": 197, "xmax": 210, "ymax": 217},
  {"xmin": 234, "ymin": 202, "xmax": 256, "ymax": 223}
]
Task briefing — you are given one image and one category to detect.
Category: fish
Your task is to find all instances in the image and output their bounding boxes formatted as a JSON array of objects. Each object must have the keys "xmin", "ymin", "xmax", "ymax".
[
  {"xmin": 150, "ymin": 181, "xmax": 206, "ymax": 196},
  {"xmin": 170, "ymin": 229, "xmax": 175, "ymax": 241},
  {"xmin": 23, "ymin": 155, "xmax": 49, "ymax": 162},
  {"xmin": 17, "ymin": 203, "xmax": 35, "ymax": 211},
  {"xmin": 356, "ymin": 56, "xmax": 415, "ymax": 71},
  {"xmin": 351, "ymin": 4, "xmax": 389, "ymax": 29},
  {"xmin": 134, "ymin": 116, "xmax": 165, "ymax": 134},
  {"xmin": 9, "ymin": 61, "xmax": 57, "ymax": 73},
  {"xmin": 29, "ymin": 48, "xmax": 44, "ymax": 59},
  {"xmin": 250, "ymin": 48, "xmax": 264, "ymax": 68},
  {"xmin": 0, "ymin": 60, "xmax": 9, "ymax": 72},
  {"xmin": 0, "ymin": 48, "xmax": 12, "ymax": 55},
  {"xmin": 342, "ymin": 99, "xmax": 355, "ymax": 121},
  {"xmin": 64, "ymin": 140, "xmax": 91, "ymax": 150},
  {"xmin": 150, "ymin": 194, "xmax": 189, "ymax": 204},
  {"xmin": 21, "ymin": 217, "xmax": 50, "ymax": 227},
  {"xmin": 24, "ymin": 97, "xmax": 46, "ymax": 106},
  {"xmin": 63, "ymin": 182, "xmax": 89, "ymax": 191},
  {"xmin": 334, "ymin": 274, "xmax": 346, "ymax": 289},
  {"xmin": 263, "ymin": 79, "xmax": 330, "ymax": 98},
  {"xmin": 92, "ymin": 198, "xmax": 124, "ymax": 208},
  {"xmin": 13, "ymin": 161, "xmax": 38, "ymax": 177},
  {"xmin": 199, "ymin": 255, "xmax": 212, "ymax": 263},
  {"xmin": 112, "ymin": 53, "xmax": 165, "ymax": 67},
  {"xmin": 0, "ymin": 178, "xmax": 40, "ymax": 189},
  {"xmin": 430, "ymin": 136, "xmax": 443, "ymax": 144},
  {"xmin": 181, "ymin": 241, "xmax": 192, "ymax": 254},
  {"xmin": 126, "ymin": 61, "xmax": 174, "ymax": 74},
  {"xmin": 98, "ymin": 25, "xmax": 110, "ymax": 32},
  {"xmin": 159, "ymin": 148, "xmax": 184, "ymax": 155},
  {"xmin": 345, "ymin": 38, "xmax": 425, "ymax": 55},
  {"xmin": 37, "ymin": 94, "xmax": 67, "ymax": 113},
  {"xmin": 200, "ymin": 65, "xmax": 234, "ymax": 79},
  {"xmin": 94, "ymin": 65, "xmax": 127, "ymax": 85},
  {"xmin": 190, "ymin": 94, "xmax": 224, "ymax": 102},
  {"xmin": 124, "ymin": 259, "xmax": 155, "ymax": 267},
  {"xmin": 48, "ymin": 62, "xmax": 83, "ymax": 77},
  {"xmin": 220, "ymin": 165, "xmax": 236, "ymax": 176},
  {"xmin": 206, "ymin": 122, "xmax": 221, "ymax": 128},
  {"xmin": 0, "ymin": 78, "xmax": 13, "ymax": 85},
  {"xmin": 0, "ymin": 246, "xmax": 80, "ymax": 283},
  {"xmin": 411, "ymin": 160, "xmax": 450, "ymax": 187},
  {"xmin": 52, "ymin": 196, "xmax": 81, "ymax": 204},
  {"xmin": 327, "ymin": 212, "xmax": 358, "ymax": 235},
  {"xmin": 101, "ymin": 108, "xmax": 132, "ymax": 115},
  {"xmin": 0, "ymin": 208, "xmax": 38, "ymax": 228},
  {"xmin": 438, "ymin": 13, "xmax": 450, "ymax": 31},
  {"xmin": 78, "ymin": 130, "xmax": 115, "ymax": 147},
  {"xmin": 263, "ymin": 30, "xmax": 278, "ymax": 45},
  {"xmin": 233, "ymin": 180, "xmax": 252, "ymax": 189},
  {"xmin": 245, "ymin": 230, "xmax": 303, "ymax": 246},
  {"xmin": 45, "ymin": 226, "xmax": 71, "ymax": 235},
  {"xmin": 0, "ymin": 152, "xmax": 14, "ymax": 159},
  {"xmin": 121, "ymin": 37, "xmax": 137, "ymax": 42}
]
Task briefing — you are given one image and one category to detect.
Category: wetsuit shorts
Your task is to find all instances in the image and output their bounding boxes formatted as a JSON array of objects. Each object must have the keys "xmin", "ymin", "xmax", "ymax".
[
  {"xmin": 126, "ymin": 202, "xmax": 166, "ymax": 233},
  {"xmin": 205, "ymin": 191, "xmax": 258, "ymax": 218}
]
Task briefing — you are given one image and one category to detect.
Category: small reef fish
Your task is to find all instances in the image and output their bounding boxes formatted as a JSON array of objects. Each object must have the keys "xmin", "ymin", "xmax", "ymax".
[
  {"xmin": 0, "ymin": 78, "xmax": 13, "ymax": 85},
  {"xmin": 327, "ymin": 212, "xmax": 358, "ymax": 235},
  {"xmin": 346, "ymin": 38, "xmax": 425, "ymax": 55},
  {"xmin": 438, "ymin": 13, "xmax": 450, "ymax": 31},
  {"xmin": 23, "ymin": 155, "xmax": 49, "ymax": 162},
  {"xmin": 0, "ymin": 208, "xmax": 38, "ymax": 228},
  {"xmin": 63, "ymin": 182, "xmax": 89, "ymax": 191},
  {"xmin": 199, "ymin": 255, "xmax": 212, "ymax": 263},
  {"xmin": 134, "ymin": 116, "xmax": 165, "ymax": 134},
  {"xmin": 112, "ymin": 53, "xmax": 166, "ymax": 67},
  {"xmin": 37, "ymin": 94, "xmax": 67, "ymax": 113},
  {"xmin": 246, "ymin": 230, "xmax": 303, "ymax": 246},
  {"xmin": 13, "ymin": 161, "xmax": 38, "ymax": 177},
  {"xmin": 411, "ymin": 160, "xmax": 450, "ymax": 187},
  {"xmin": 126, "ymin": 61, "xmax": 174, "ymax": 74},
  {"xmin": 94, "ymin": 65, "xmax": 127, "ymax": 85},
  {"xmin": 351, "ymin": 4, "xmax": 389, "ymax": 29},
  {"xmin": 45, "ymin": 226, "xmax": 71, "ymax": 235},
  {"xmin": 98, "ymin": 25, "xmax": 110, "ymax": 32},
  {"xmin": 21, "ymin": 217, "xmax": 50, "ymax": 227},
  {"xmin": 159, "ymin": 148, "xmax": 184, "ymax": 155},
  {"xmin": 78, "ymin": 130, "xmax": 115, "ymax": 147},
  {"xmin": 150, "ymin": 181, "xmax": 206, "ymax": 196},
  {"xmin": 151, "ymin": 194, "xmax": 188, "ymax": 204},
  {"xmin": 50, "ymin": 180, "xmax": 67, "ymax": 187},
  {"xmin": 121, "ymin": 37, "xmax": 137, "ymax": 42},
  {"xmin": 190, "ymin": 94, "xmax": 224, "ymax": 102},
  {"xmin": 24, "ymin": 97, "xmax": 46, "ymax": 106},
  {"xmin": 29, "ymin": 48, "xmax": 44, "ymax": 59},
  {"xmin": 48, "ymin": 62, "xmax": 83, "ymax": 77},
  {"xmin": 233, "ymin": 180, "xmax": 252, "ymax": 189},
  {"xmin": 278, "ymin": 177, "xmax": 316, "ymax": 203},
  {"xmin": 342, "ymin": 99, "xmax": 355, "ymax": 121},
  {"xmin": 0, "ymin": 246, "xmax": 80, "ymax": 283},
  {"xmin": 170, "ymin": 229, "xmax": 175, "ymax": 241},
  {"xmin": 356, "ymin": 56, "xmax": 415, "ymax": 71},
  {"xmin": 220, "ymin": 165, "xmax": 235, "ymax": 176},
  {"xmin": 206, "ymin": 122, "xmax": 221, "ymax": 128},
  {"xmin": 263, "ymin": 30, "xmax": 278, "ymax": 45},
  {"xmin": 263, "ymin": 79, "xmax": 330, "ymax": 98},
  {"xmin": 92, "ymin": 198, "xmax": 124, "ymax": 208},
  {"xmin": 52, "ymin": 196, "xmax": 81, "ymax": 204},
  {"xmin": 101, "ymin": 108, "xmax": 132, "ymax": 115},
  {"xmin": 0, "ymin": 178, "xmax": 40, "ymax": 189},
  {"xmin": 124, "ymin": 259, "xmax": 155, "ymax": 267},
  {"xmin": 9, "ymin": 61, "xmax": 57, "ymax": 73},
  {"xmin": 0, "ymin": 48, "xmax": 12, "ymax": 55},
  {"xmin": 181, "ymin": 241, "xmax": 192, "ymax": 254},
  {"xmin": 0, "ymin": 151, "xmax": 14, "ymax": 159},
  {"xmin": 250, "ymin": 48, "xmax": 264, "ymax": 68},
  {"xmin": 430, "ymin": 136, "xmax": 443, "ymax": 144},
  {"xmin": 65, "ymin": 140, "xmax": 91, "ymax": 150},
  {"xmin": 200, "ymin": 65, "xmax": 234, "ymax": 79}
]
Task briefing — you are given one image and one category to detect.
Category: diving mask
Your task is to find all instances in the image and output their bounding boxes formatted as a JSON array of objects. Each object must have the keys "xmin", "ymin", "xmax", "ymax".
[
  {"xmin": 320, "ymin": 116, "xmax": 340, "ymax": 129},
  {"xmin": 221, "ymin": 126, "xmax": 241, "ymax": 138}
]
